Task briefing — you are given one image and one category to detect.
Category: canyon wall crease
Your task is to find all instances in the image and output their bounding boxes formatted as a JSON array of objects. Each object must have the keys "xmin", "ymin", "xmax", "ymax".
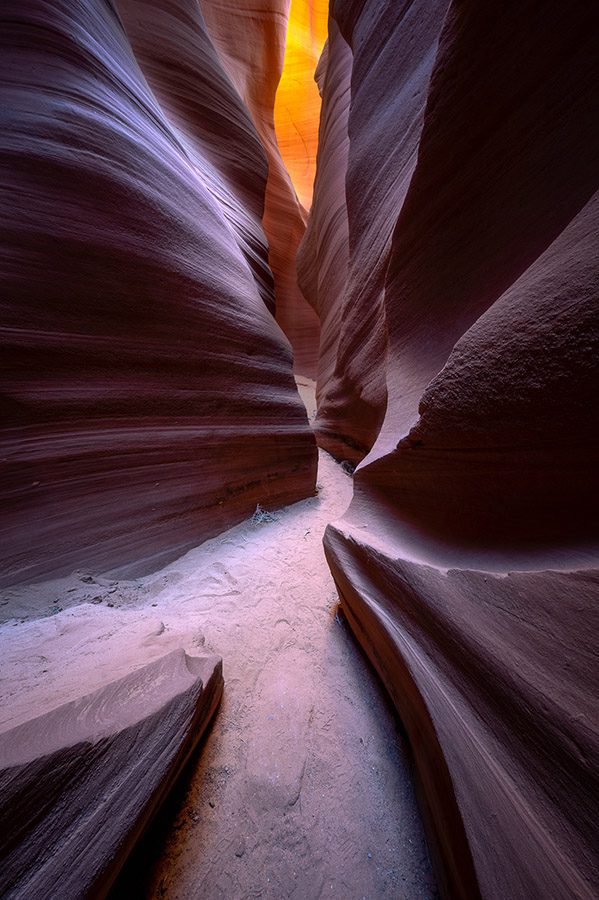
[{"xmin": 200, "ymin": 0, "xmax": 322, "ymax": 376}]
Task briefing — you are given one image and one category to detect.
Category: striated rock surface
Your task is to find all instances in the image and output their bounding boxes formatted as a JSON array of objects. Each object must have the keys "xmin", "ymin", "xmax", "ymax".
[
  {"xmin": 299, "ymin": 0, "xmax": 450, "ymax": 462},
  {"xmin": 200, "ymin": 0, "xmax": 321, "ymax": 376},
  {"xmin": 117, "ymin": 0, "xmax": 276, "ymax": 312},
  {"xmin": 314, "ymin": 0, "xmax": 599, "ymax": 896},
  {"xmin": 296, "ymin": 18, "xmax": 351, "ymax": 445},
  {"xmin": 0, "ymin": 647, "xmax": 222, "ymax": 899},
  {"xmin": 0, "ymin": 0, "xmax": 317, "ymax": 588}
]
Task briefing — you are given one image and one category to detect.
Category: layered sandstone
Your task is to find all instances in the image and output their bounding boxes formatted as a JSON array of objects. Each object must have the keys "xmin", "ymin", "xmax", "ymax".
[
  {"xmin": 311, "ymin": 1, "xmax": 599, "ymax": 896},
  {"xmin": 0, "ymin": 644, "xmax": 222, "ymax": 898},
  {"xmin": 200, "ymin": 0, "xmax": 321, "ymax": 375},
  {"xmin": 0, "ymin": 0, "xmax": 317, "ymax": 588},
  {"xmin": 3, "ymin": 0, "xmax": 599, "ymax": 896},
  {"xmin": 296, "ymin": 18, "xmax": 351, "ymax": 443},
  {"xmin": 299, "ymin": 0, "xmax": 450, "ymax": 461}
]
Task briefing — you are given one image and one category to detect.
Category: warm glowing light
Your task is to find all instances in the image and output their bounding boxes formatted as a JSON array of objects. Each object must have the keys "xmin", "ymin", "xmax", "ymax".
[{"xmin": 274, "ymin": 0, "xmax": 328, "ymax": 210}]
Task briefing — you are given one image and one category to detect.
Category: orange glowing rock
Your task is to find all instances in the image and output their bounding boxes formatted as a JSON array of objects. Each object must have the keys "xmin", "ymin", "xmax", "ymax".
[{"xmin": 274, "ymin": 0, "xmax": 328, "ymax": 209}]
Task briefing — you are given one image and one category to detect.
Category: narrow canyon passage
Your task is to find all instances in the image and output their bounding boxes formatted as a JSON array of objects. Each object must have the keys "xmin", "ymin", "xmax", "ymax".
[
  {"xmin": 111, "ymin": 426, "xmax": 436, "ymax": 898},
  {"xmin": 2, "ymin": 1, "xmax": 597, "ymax": 897},
  {"xmin": 1, "ymin": 384, "xmax": 436, "ymax": 899}
]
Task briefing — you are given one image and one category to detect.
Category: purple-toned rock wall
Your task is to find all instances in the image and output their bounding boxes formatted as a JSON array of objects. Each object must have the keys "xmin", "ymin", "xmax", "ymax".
[
  {"xmin": 0, "ymin": 0, "xmax": 317, "ymax": 587},
  {"xmin": 305, "ymin": 1, "xmax": 599, "ymax": 895}
]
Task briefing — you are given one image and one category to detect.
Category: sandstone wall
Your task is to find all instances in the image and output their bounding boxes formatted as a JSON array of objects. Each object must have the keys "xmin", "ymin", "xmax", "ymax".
[
  {"xmin": 299, "ymin": 0, "xmax": 450, "ymax": 461},
  {"xmin": 201, "ymin": 0, "xmax": 321, "ymax": 375},
  {"xmin": 0, "ymin": 0, "xmax": 317, "ymax": 587},
  {"xmin": 309, "ymin": 1, "xmax": 599, "ymax": 895}
]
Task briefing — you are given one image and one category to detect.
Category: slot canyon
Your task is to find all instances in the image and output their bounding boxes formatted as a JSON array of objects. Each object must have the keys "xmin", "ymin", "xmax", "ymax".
[{"xmin": 0, "ymin": 0, "xmax": 598, "ymax": 898}]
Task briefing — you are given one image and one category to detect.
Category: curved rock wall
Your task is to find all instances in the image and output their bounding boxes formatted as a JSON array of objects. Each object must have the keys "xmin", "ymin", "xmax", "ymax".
[
  {"xmin": 312, "ymin": 0, "xmax": 599, "ymax": 896},
  {"xmin": 0, "ymin": 647, "xmax": 223, "ymax": 899},
  {"xmin": 4, "ymin": 1, "xmax": 599, "ymax": 894},
  {"xmin": 296, "ymin": 18, "xmax": 351, "ymax": 436},
  {"xmin": 117, "ymin": 0, "xmax": 275, "ymax": 311},
  {"xmin": 0, "ymin": 0, "xmax": 316, "ymax": 588},
  {"xmin": 200, "ymin": 0, "xmax": 321, "ymax": 376},
  {"xmin": 298, "ymin": 0, "xmax": 450, "ymax": 461}
]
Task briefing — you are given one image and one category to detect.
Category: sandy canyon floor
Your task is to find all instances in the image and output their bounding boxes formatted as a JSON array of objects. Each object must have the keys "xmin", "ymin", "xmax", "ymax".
[{"xmin": 0, "ymin": 381, "xmax": 436, "ymax": 899}]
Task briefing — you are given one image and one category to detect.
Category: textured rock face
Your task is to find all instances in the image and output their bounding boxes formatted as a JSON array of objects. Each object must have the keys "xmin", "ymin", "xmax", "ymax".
[
  {"xmin": 299, "ymin": 0, "xmax": 450, "ymax": 462},
  {"xmin": 296, "ymin": 18, "xmax": 351, "ymax": 440},
  {"xmin": 200, "ymin": 0, "xmax": 321, "ymax": 376},
  {"xmin": 117, "ymin": 0, "xmax": 275, "ymax": 311},
  {"xmin": 4, "ymin": 2, "xmax": 599, "ymax": 896},
  {"xmin": 310, "ymin": 1, "xmax": 599, "ymax": 896},
  {"xmin": 0, "ymin": 0, "xmax": 317, "ymax": 588},
  {"xmin": 0, "ymin": 647, "xmax": 222, "ymax": 899}
]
